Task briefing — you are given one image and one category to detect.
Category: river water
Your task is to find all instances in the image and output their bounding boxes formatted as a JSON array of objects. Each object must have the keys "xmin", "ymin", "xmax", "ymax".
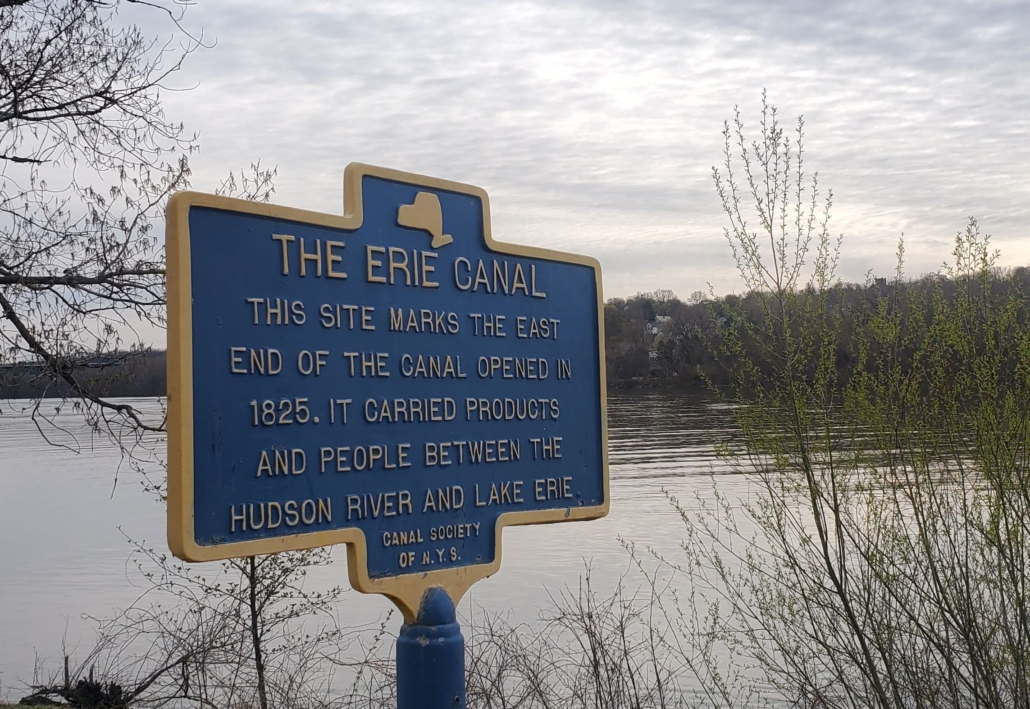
[{"xmin": 0, "ymin": 392, "xmax": 745, "ymax": 701}]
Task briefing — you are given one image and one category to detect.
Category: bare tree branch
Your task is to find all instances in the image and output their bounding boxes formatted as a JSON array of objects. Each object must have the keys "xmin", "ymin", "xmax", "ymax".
[{"xmin": 0, "ymin": 0, "xmax": 197, "ymax": 452}]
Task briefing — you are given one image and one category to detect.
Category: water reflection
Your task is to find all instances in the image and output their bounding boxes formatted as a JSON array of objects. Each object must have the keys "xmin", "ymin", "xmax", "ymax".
[{"xmin": 609, "ymin": 391, "xmax": 738, "ymax": 482}]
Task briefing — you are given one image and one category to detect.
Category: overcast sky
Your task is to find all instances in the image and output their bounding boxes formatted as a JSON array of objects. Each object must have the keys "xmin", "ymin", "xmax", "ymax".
[{"xmin": 149, "ymin": 0, "xmax": 1030, "ymax": 300}]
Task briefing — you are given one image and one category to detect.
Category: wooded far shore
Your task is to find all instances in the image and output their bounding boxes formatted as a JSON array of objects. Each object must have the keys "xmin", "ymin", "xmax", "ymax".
[{"xmin": 5, "ymin": 267, "xmax": 1030, "ymax": 400}]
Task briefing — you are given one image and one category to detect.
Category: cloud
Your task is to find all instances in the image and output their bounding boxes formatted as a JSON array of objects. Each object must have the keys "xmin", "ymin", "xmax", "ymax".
[{"xmin": 150, "ymin": 0, "xmax": 1030, "ymax": 297}]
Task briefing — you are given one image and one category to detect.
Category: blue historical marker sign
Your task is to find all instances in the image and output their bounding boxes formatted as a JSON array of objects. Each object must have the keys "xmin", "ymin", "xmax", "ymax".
[{"xmin": 167, "ymin": 164, "xmax": 608, "ymax": 615}]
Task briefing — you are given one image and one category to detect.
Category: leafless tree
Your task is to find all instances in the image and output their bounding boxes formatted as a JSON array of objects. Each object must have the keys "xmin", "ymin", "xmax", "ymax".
[
  {"xmin": 0, "ymin": 6, "xmax": 347, "ymax": 707},
  {"xmin": 0, "ymin": 0, "xmax": 199, "ymax": 450}
]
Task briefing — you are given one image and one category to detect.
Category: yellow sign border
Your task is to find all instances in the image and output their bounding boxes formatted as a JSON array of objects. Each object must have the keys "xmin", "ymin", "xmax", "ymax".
[{"xmin": 167, "ymin": 163, "xmax": 609, "ymax": 620}]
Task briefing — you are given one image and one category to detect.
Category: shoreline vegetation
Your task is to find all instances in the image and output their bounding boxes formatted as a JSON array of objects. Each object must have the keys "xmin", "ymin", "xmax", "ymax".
[
  {"xmin": 0, "ymin": 350, "xmax": 166, "ymax": 401},
  {"xmin": 7, "ymin": 266, "xmax": 1030, "ymax": 399}
]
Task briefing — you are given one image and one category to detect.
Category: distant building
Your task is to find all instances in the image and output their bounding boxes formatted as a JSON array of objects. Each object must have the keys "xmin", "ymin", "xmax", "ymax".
[{"xmin": 646, "ymin": 315, "xmax": 673, "ymax": 335}]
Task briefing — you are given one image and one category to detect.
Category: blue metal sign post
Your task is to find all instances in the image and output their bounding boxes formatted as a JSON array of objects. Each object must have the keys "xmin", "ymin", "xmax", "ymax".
[{"xmin": 166, "ymin": 164, "xmax": 608, "ymax": 707}]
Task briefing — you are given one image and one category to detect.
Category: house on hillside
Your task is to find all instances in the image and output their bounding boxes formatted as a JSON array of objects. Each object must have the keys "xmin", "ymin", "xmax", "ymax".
[{"xmin": 645, "ymin": 315, "xmax": 672, "ymax": 336}]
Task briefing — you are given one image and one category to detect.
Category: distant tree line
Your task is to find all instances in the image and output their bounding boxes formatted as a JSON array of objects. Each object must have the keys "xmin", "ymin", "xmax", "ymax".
[
  {"xmin": 8, "ymin": 266, "xmax": 1030, "ymax": 399},
  {"xmin": 0, "ymin": 349, "xmax": 166, "ymax": 399},
  {"xmin": 605, "ymin": 265, "xmax": 1030, "ymax": 389}
]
